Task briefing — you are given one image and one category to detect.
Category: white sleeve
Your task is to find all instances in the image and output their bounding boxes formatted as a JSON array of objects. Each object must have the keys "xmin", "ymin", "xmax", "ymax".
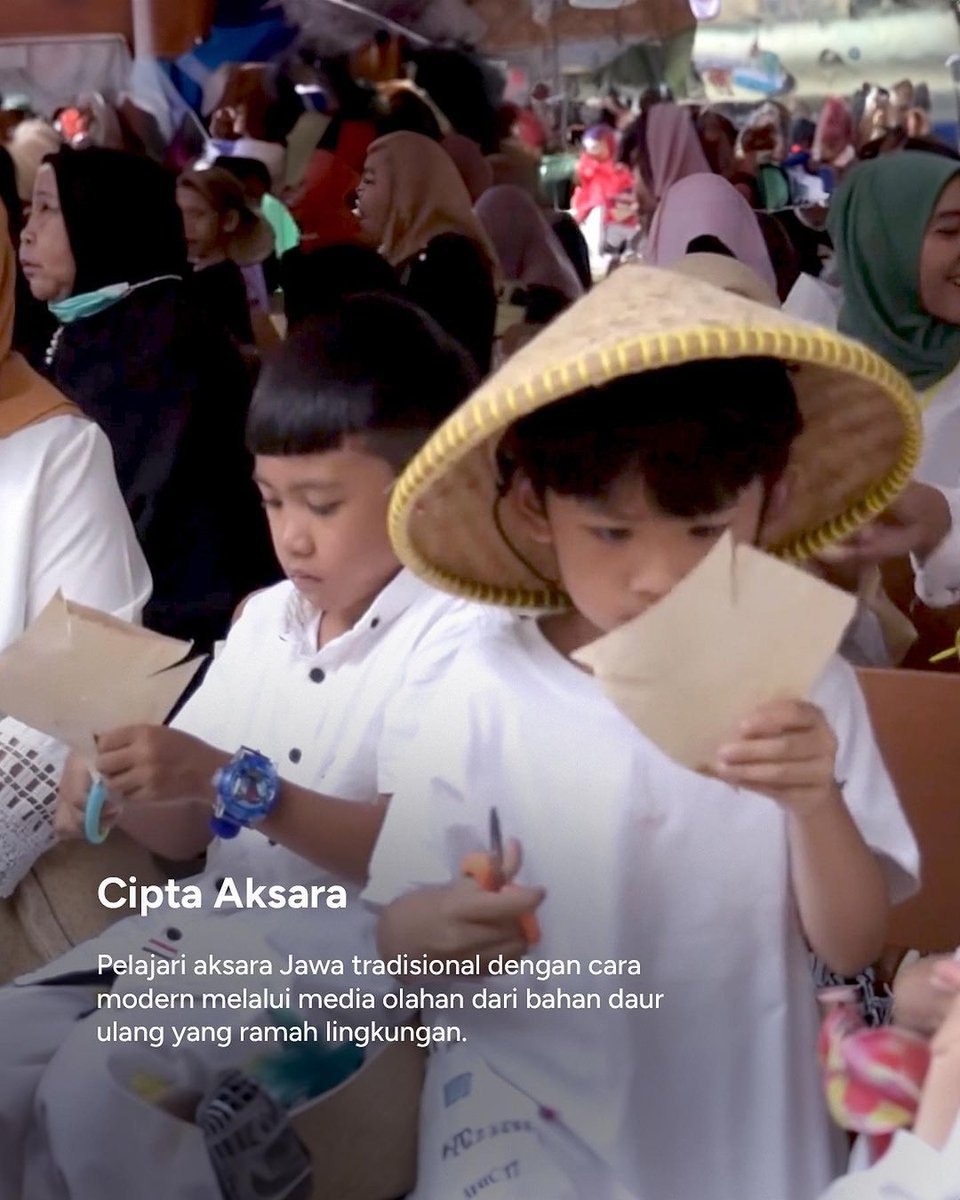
[
  {"xmin": 912, "ymin": 486, "xmax": 960, "ymax": 609},
  {"xmin": 0, "ymin": 421, "xmax": 153, "ymax": 897},
  {"xmin": 818, "ymin": 1119, "xmax": 960, "ymax": 1200},
  {"xmin": 29, "ymin": 420, "xmax": 152, "ymax": 624},
  {"xmin": 376, "ymin": 606, "xmax": 503, "ymax": 798},
  {"xmin": 811, "ymin": 658, "xmax": 920, "ymax": 905},
  {"xmin": 364, "ymin": 661, "xmax": 494, "ymax": 909}
]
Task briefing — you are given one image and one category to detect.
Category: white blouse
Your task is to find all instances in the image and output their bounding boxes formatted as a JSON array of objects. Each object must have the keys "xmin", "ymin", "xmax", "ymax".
[{"xmin": 0, "ymin": 414, "xmax": 151, "ymax": 894}]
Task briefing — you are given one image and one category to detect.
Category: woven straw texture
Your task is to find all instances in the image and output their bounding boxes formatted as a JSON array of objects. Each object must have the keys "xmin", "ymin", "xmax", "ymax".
[{"xmin": 390, "ymin": 264, "xmax": 922, "ymax": 609}]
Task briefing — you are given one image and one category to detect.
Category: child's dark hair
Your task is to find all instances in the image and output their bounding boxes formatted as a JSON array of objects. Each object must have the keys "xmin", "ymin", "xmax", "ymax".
[
  {"xmin": 498, "ymin": 358, "xmax": 802, "ymax": 517},
  {"xmin": 247, "ymin": 293, "xmax": 478, "ymax": 471},
  {"xmin": 280, "ymin": 245, "xmax": 401, "ymax": 329}
]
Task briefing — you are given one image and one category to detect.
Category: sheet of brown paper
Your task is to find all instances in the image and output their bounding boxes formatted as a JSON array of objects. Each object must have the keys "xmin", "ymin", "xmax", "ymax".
[
  {"xmin": 572, "ymin": 532, "xmax": 857, "ymax": 772},
  {"xmin": 0, "ymin": 592, "xmax": 204, "ymax": 756}
]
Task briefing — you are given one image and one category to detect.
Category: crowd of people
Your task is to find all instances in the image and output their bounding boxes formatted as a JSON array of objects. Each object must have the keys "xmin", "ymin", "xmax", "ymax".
[{"xmin": 0, "ymin": 60, "xmax": 959, "ymax": 1200}]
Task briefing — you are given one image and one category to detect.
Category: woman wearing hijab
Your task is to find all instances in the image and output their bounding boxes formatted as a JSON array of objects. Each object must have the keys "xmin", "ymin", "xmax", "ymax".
[
  {"xmin": 18, "ymin": 147, "xmax": 278, "ymax": 651},
  {"xmin": 442, "ymin": 132, "xmax": 493, "ymax": 203},
  {"xmin": 810, "ymin": 152, "xmax": 960, "ymax": 622},
  {"xmin": 645, "ymin": 173, "xmax": 778, "ymax": 298},
  {"xmin": 696, "ymin": 109, "xmax": 738, "ymax": 179},
  {"xmin": 623, "ymin": 102, "xmax": 711, "ymax": 228},
  {"xmin": 355, "ymin": 130, "xmax": 498, "ymax": 372},
  {"xmin": 0, "ymin": 201, "xmax": 154, "ymax": 947},
  {"xmin": 475, "ymin": 184, "xmax": 582, "ymax": 356},
  {"xmin": 476, "ymin": 185, "xmax": 582, "ymax": 303}
]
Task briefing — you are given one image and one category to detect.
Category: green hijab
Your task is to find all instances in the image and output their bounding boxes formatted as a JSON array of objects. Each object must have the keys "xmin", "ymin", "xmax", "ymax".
[{"xmin": 829, "ymin": 151, "xmax": 960, "ymax": 390}]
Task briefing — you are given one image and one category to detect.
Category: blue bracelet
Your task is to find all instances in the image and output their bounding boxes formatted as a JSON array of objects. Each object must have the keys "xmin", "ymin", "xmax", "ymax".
[{"xmin": 84, "ymin": 778, "xmax": 111, "ymax": 844}]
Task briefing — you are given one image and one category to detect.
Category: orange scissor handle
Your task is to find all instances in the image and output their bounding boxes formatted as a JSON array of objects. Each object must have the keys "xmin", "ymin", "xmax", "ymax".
[{"xmin": 460, "ymin": 851, "xmax": 541, "ymax": 945}]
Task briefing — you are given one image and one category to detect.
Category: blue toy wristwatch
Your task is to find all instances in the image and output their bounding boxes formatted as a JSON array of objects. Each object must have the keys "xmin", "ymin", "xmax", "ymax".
[{"xmin": 210, "ymin": 748, "xmax": 281, "ymax": 839}]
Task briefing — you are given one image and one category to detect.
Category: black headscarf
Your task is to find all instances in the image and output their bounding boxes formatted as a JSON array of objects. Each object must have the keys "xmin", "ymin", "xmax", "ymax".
[{"xmin": 46, "ymin": 147, "xmax": 187, "ymax": 294}]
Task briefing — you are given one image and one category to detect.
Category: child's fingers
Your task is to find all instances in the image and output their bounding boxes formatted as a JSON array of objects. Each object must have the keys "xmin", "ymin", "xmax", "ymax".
[
  {"xmin": 95, "ymin": 747, "xmax": 143, "ymax": 780},
  {"xmin": 717, "ymin": 731, "xmax": 823, "ymax": 767},
  {"xmin": 93, "ymin": 726, "xmax": 147, "ymax": 754},
  {"xmin": 715, "ymin": 760, "xmax": 828, "ymax": 790},
  {"xmin": 932, "ymin": 960, "xmax": 960, "ymax": 991},
  {"xmin": 452, "ymin": 881, "xmax": 545, "ymax": 924},
  {"xmin": 501, "ymin": 837, "xmax": 523, "ymax": 882},
  {"xmin": 737, "ymin": 699, "xmax": 820, "ymax": 737},
  {"xmin": 475, "ymin": 938, "xmax": 529, "ymax": 971}
]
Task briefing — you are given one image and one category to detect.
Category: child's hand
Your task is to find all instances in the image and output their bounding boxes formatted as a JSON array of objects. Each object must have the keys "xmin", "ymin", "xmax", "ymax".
[
  {"xmin": 54, "ymin": 751, "xmax": 121, "ymax": 840},
  {"xmin": 931, "ymin": 988, "xmax": 960, "ymax": 1060},
  {"xmin": 894, "ymin": 955, "xmax": 960, "ymax": 1036},
  {"xmin": 94, "ymin": 726, "xmax": 228, "ymax": 807},
  {"xmin": 378, "ymin": 851, "xmax": 546, "ymax": 974},
  {"xmin": 714, "ymin": 699, "xmax": 839, "ymax": 818}
]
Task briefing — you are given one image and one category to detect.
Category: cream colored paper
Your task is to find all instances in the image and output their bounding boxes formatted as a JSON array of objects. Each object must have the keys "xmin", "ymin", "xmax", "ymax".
[
  {"xmin": 572, "ymin": 532, "xmax": 857, "ymax": 771},
  {"xmin": 0, "ymin": 592, "xmax": 203, "ymax": 756}
]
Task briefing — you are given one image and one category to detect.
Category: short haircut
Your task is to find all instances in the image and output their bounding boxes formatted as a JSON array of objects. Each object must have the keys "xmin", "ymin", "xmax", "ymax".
[
  {"xmin": 498, "ymin": 358, "xmax": 802, "ymax": 517},
  {"xmin": 280, "ymin": 245, "xmax": 401, "ymax": 329},
  {"xmin": 247, "ymin": 293, "xmax": 478, "ymax": 471}
]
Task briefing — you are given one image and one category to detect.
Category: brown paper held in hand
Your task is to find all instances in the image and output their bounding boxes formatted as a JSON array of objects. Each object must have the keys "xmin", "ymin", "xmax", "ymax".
[
  {"xmin": 571, "ymin": 533, "xmax": 857, "ymax": 772},
  {"xmin": 0, "ymin": 592, "xmax": 204, "ymax": 756}
]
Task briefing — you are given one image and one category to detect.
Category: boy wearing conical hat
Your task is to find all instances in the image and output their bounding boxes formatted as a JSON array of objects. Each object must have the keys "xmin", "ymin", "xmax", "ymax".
[{"xmin": 364, "ymin": 264, "xmax": 922, "ymax": 1199}]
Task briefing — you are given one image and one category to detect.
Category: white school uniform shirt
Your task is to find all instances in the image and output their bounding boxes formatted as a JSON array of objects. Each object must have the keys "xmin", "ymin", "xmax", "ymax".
[
  {"xmin": 16, "ymin": 570, "xmax": 495, "ymax": 987},
  {"xmin": 820, "ymin": 1116, "xmax": 960, "ymax": 1200},
  {"xmin": 365, "ymin": 616, "xmax": 919, "ymax": 1200},
  {"xmin": 0, "ymin": 415, "xmax": 151, "ymax": 895}
]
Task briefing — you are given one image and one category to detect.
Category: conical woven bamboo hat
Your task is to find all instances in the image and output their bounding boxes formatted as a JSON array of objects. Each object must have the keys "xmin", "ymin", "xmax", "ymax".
[{"xmin": 389, "ymin": 263, "xmax": 922, "ymax": 610}]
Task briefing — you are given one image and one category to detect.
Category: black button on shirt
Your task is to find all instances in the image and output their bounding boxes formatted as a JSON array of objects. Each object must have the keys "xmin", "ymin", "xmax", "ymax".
[
  {"xmin": 289, "ymin": 748, "xmax": 302, "ymax": 764},
  {"xmin": 309, "ymin": 667, "xmax": 325, "ymax": 683}
]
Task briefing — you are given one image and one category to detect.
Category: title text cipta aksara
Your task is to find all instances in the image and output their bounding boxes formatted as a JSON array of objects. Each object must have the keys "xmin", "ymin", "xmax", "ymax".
[{"xmin": 98, "ymin": 876, "xmax": 347, "ymax": 915}]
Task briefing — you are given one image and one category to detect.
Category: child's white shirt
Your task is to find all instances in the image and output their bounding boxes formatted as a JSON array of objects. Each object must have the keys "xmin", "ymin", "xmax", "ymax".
[
  {"xmin": 17, "ymin": 570, "xmax": 495, "ymax": 986},
  {"xmin": 821, "ymin": 1116, "xmax": 960, "ymax": 1199},
  {"xmin": 364, "ymin": 615, "xmax": 920, "ymax": 1200}
]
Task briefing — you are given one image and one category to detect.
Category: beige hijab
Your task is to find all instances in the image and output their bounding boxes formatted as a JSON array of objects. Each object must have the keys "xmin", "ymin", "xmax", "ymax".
[
  {"xmin": 364, "ymin": 131, "xmax": 498, "ymax": 274},
  {"xmin": 0, "ymin": 204, "xmax": 78, "ymax": 437}
]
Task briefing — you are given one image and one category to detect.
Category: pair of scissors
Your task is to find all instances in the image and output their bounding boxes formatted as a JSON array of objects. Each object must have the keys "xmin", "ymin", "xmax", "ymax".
[{"xmin": 460, "ymin": 807, "xmax": 540, "ymax": 945}]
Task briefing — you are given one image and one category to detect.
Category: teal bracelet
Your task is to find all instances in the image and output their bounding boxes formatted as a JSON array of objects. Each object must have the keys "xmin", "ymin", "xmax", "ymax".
[{"xmin": 84, "ymin": 778, "xmax": 111, "ymax": 844}]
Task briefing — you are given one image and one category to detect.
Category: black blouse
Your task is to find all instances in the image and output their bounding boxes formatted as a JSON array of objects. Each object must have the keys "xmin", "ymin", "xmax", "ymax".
[{"xmin": 399, "ymin": 233, "xmax": 497, "ymax": 375}]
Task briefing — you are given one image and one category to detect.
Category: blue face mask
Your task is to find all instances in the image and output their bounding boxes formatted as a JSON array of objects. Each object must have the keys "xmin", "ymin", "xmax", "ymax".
[
  {"xmin": 48, "ymin": 282, "xmax": 131, "ymax": 324},
  {"xmin": 48, "ymin": 274, "xmax": 182, "ymax": 324}
]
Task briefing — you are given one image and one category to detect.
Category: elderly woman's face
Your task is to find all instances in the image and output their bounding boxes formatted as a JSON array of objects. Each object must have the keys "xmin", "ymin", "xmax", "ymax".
[
  {"xmin": 19, "ymin": 164, "xmax": 76, "ymax": 302},
  {"xmin": 354, "ymin": 159, "xmax": 390, "ymax": 247}
]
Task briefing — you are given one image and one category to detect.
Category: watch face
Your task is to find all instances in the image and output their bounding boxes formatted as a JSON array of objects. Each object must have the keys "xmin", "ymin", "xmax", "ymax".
[{"xmin": 216, "ymin": 752, "xmax": 279, "ymax": 824}]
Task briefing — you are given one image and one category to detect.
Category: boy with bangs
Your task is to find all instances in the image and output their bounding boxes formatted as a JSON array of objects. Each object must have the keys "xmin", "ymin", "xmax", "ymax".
[
  {"xmin": 0, "ymin": 293, "xmax": 494, "ymax": 1200},
  {"xmin": 364, "ymin": 265, "xmax": 920, "ymax": 1200}
]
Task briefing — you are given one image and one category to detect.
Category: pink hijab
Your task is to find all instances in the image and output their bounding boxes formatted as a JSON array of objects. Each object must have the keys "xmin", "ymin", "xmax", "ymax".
[
  {"xmin": 645, "ymin": 103, "xmax": 711, "ymax": 201},
  {"xmin": 646, "ymin": 173, "xmax": 777, "ymax": 298},
  {"xmin": 475, "ymin": 185, "xmax": 583, "ymax": 302}
]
